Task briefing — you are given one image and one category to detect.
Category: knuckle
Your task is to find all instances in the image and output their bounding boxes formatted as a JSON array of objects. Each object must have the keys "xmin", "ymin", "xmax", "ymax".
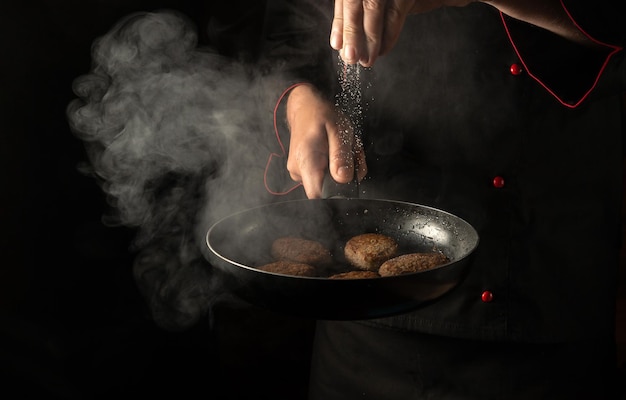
[
  {"xmin": 362, "ymin": 0, "xmax": 386, "ymax": 12},
  {"xmin": 385, "ymin": 4, "xmax": 403, "ymax": 22},
  {"xmin": 344, "ymin": 0, "xmax": 363, "ymax": 7},
  {"xmin": 342, "ymin": 24, "xmax": 362, "ymax": 36},
  {"xmin": 331, "ymin": 149, "xmax": 355, "ymax": 166},
  {"xmin": 385, "ymin": 7, "xmax": 403, "ymax": 22}
]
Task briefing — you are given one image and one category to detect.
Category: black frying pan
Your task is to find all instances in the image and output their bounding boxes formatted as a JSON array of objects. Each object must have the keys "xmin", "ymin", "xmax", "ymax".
[{"xmin": 203, "ymin": 198, "xmax": 478, "ymax": 320}]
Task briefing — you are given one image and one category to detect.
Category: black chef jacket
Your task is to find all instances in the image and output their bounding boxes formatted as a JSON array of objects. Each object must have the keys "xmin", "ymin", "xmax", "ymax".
[
  {"xmin": 208, "ymin": 0, "xmax": 626, "ymax": 343},
  {"xmin": 351, "ymin": 3, "xmax": 626, "ymax": 343}
]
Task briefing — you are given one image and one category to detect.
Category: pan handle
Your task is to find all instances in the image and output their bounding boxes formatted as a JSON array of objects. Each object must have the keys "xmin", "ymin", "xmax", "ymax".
[{"xmin": 321, "ymin": 169, "xmax": 361, "ymax": 199}]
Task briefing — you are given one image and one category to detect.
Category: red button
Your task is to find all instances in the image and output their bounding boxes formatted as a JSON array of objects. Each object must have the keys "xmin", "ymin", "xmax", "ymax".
[
  {"xmin": 492, "ymin": 176, "xmax": 505, "ymax": 188},
  {"xmin": 481, "ymin": 291, "xmax": 494, "ymax": 303},
  {"xmin": 510, "ymin": 63, "xmax": 523, "ymax": 75}
]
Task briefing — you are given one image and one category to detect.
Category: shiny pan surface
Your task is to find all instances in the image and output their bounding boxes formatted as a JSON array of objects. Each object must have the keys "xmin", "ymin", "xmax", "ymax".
[{"xmin": 204, "ymin": 198, "xmax": 479, "ymax": 320}]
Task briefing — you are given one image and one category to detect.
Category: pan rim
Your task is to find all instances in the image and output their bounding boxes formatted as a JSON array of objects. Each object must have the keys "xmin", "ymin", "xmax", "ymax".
[{"xmin": 205, "ymin": 197, "xmax": 479, "ymax": 281}]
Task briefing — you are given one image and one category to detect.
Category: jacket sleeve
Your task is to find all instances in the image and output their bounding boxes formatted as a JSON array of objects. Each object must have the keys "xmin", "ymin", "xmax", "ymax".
[
  {"xmin": 207, "ymin": 0, "xmax": 336, "ymax": 102},
  {"xmin": 255, "ymin": 0, "xmax": 337, "ymax": 140},
  {"xmin": 561, "ymin": 0, "xmax": 626, "ymax": 45},
  {"xmin": 206, "ymin": 0, "xmax": 336, "ymax": 195},
  {"xmin": 501, "ymin": 0, "xmax": 625, "ymax": 108}
]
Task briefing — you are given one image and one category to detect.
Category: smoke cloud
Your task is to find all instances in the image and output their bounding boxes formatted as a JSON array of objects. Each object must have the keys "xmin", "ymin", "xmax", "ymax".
[{"xmin": 67, "ymin": 10, "xmax": 278, "ymax": 330}]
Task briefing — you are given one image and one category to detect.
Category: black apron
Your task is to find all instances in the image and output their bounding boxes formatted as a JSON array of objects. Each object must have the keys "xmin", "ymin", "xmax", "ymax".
[{"xmin": 308, "ymin": 320, "xmax": 619, "ymax": 400}]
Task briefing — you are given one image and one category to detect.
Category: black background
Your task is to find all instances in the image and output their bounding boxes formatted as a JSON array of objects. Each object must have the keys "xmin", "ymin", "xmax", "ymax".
[
  {"xmin": 2, "ymin": 2, "xmax": 626, "ymax": 399},
  {"xmin": 0, "ymin": 2, "xmax": 315, "ymax": 399}
]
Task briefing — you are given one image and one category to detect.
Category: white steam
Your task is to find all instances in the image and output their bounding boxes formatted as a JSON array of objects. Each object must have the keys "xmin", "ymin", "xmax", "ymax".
[{"xmin": 67, "ymin": 10, "xmax": 276, "ymax": 330}]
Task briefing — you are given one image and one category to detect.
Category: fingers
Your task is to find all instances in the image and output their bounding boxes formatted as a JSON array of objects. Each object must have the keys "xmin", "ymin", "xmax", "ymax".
[
  {"xmin": 330, "ymin": 0, "xmax": 345, "ymax": 51},
  {"xmin": 285, "ymin": 85, "xmax": 368, "ymax": 199},
  {"xmin": 335, "ymin": 0, "xmax": 365, "ymax": 64},
  {"xmin": 360, "ymin": 0, "xmax": 385, "ymax": 66},
  {"xmin": 288, "ymin": 126, "xmax": 366, "ymax": 199},
  {"xmin": 285, "ymin": 86, "xmax": 332, "ymax": 198},
  {"xmin": 333, "ymin": 0, "xmax": 385, "ymax": 66},
  {"xmin": 328, "ymin": 123, "xmax": 358, "ymax": 184},
  {"xmin": 287, "ymin": 147, "xmax": 327, "ymax": 199},
  {"xmin": 379, "ymin": 0, "xmax": 407, "ymax": 56},
  {"xmin": 354, "ymin": 146, "xmax": 368, "ymax": 182},
  {"xmin": 327, "ymin": 119, "xmax": 368, "ymax": 185},
  {"xmin": 331, "ymin": 0, "xmax": 414, "ymax": 66}
]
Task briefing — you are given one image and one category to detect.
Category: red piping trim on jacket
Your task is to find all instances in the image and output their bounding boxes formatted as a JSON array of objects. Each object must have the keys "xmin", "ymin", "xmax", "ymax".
[
  {"xmin": 264, "ymin": 82, "xmax": 310, "ymax": 195},
  {"xmin": 500, "ymin": 1, "xmax": 623, "ymax": 109}
]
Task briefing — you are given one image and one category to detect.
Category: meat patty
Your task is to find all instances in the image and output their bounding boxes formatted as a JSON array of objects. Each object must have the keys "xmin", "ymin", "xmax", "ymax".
[
  {"xmin": 378, "ymin": 252, "xmax": 449, "ymax": 277},
  {"xmin": 270, "ymin": 236, "xmax": 333, "ymax": 267},
  {"xmin": 328, "ymin": 270, "xmax": 380, "ymax": 279},
  {"xmin": 344, "ymin": 233, "xmax": 399, "ymax": 271},
  {"xmin": 257, "ymin": 260, "xmax": 318, "ymax": 277}
]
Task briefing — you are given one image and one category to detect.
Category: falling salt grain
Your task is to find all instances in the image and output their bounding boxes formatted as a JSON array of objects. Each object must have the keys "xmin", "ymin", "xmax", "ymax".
[{"xmin": 336, "ymin": 56, "xmax": 368, "ymax": 154}]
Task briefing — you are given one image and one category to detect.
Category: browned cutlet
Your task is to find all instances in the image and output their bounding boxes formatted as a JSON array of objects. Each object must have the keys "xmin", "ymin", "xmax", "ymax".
[
  {"xmin": 344, "ymin": 233, "xmax": 399, "ymax": 271},
  {"xmin": 257, "ymin": 261, "xmax": 318, "ymax": 277},
  {"xmin": 378, "ymin": 252, "xmax": 449, "ymax": 277},
  {"xmin": 328, "ymin": 270, "xmax": 380, "ymax": 279},
  {"xmin": 270, "ymin": 236, "xmax": 333, "ymax": 267}
]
